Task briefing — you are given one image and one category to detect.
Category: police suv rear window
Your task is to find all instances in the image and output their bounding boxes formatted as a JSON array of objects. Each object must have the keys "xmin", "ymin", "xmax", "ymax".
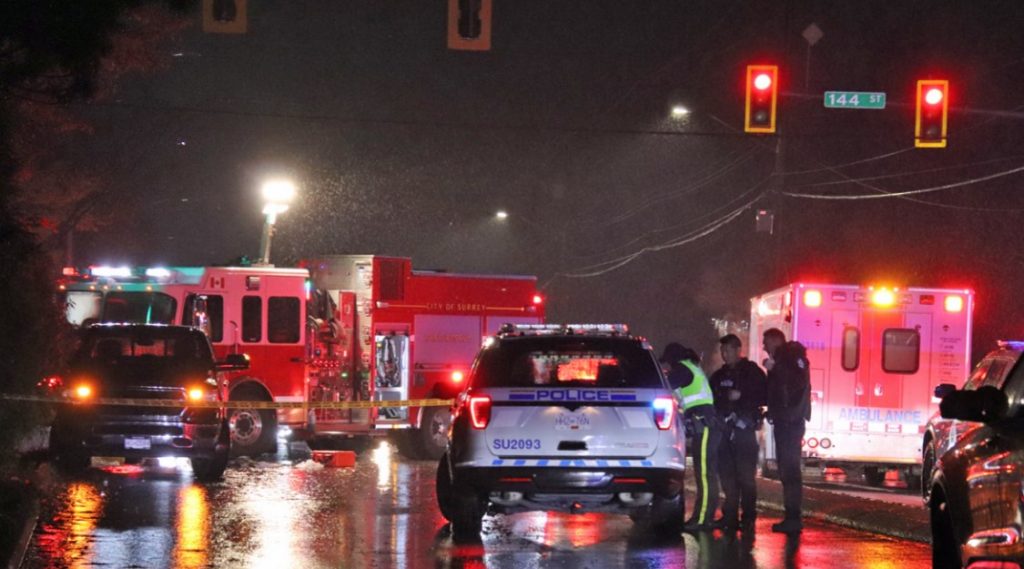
[{"xmin": 473, "ymin": 338, "xmax": 663, "ymax": 388}]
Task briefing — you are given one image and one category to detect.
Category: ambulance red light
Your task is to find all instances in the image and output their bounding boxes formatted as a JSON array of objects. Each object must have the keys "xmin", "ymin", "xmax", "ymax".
[
  {"xmin": 653, "ymin": 396, "xmax": 676, "ymax": 430},
  {"xmin": 945, "ymin": 295, "xmax": 964, "ymax": 313},
  {"xmin": 871, "ymin": 289, "xmax": 897, "ymax": 307},
  {"xmin": 468, "ymin": 395, "xmax": 491, "ymax": 429},
  {"xmin": 807, "ymin": 437, "xmax": 819, "ymax": 449},
  {"xmin": 803, "ymin": 290, "xmax": 822, "ymax": 308},
  {"xmin": 451, "ymin": 370, "xmax": 465, "ymax": 384}
]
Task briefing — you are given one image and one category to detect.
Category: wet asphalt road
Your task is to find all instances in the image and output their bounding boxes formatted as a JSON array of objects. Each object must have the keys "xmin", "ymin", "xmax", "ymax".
[{"xmin": 21, "ymin": 441, "xmax": 931, "ymax": 569}]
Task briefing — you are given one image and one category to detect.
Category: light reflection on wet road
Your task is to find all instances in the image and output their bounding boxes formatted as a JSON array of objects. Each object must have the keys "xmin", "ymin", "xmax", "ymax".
[{"xmin": 21, "ymin": 441, "xmax": 931, "ymax": 568}]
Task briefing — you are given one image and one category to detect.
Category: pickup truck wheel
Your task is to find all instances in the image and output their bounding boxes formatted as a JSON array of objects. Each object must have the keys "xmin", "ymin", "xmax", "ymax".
[
  {"xmin": 229, "ymin": 407, "xmax": 278, "ymax": 457},
  {"xmin": 193, "ymin": 422, "xmax": 231, "ymax": 481},
  {"xmin": 415, "ymin": 406, "xmax": 450, "ymax": 461}
]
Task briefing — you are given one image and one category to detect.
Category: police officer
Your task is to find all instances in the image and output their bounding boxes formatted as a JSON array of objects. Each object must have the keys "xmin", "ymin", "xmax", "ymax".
[
  {"xmin": 710, "ymin": 333, "xmax": 766, "ymax": 532},
  {"xmin": 661, "ymin": 342, "xmax": 721, "ymax": 533},
  {"xmin": 762, "ymin": 328, "xmax": 811, "ymax": 534}
]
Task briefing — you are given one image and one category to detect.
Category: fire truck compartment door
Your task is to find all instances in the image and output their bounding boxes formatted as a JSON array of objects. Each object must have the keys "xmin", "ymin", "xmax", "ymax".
[
  {"xmin": 375, "ymin": 332, "xmax": 410, "ymax": 421},
  {"xmin": 414, "ymin": 315, "xmax": 482, "ymax": 366}
]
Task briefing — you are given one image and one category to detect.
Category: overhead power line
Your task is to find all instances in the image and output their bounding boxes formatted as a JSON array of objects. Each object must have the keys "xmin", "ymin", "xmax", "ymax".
[
  {"xmin": 554, "ymin": 181, "xmax": 767, "ymax": 280},
  {"xmin": 787, "ymin": 155, "xmax": 1024, "ymax": 188},
  {"xmin": 782, "ymin": 163, "xmax": 1024, "ymax": 200}
]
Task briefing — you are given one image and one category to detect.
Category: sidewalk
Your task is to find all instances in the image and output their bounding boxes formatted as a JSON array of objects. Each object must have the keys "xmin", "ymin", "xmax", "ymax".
[
  {"xmin": 754, "ymin": 477, "xmax": 929, "ymax": 542},
  {"xmin": 686, "ymin": 476, "xmax": 930, "ymax": 543},
  {"xmin": 1, "ymin": 428, "xmax": 49, "ymax": 569}
]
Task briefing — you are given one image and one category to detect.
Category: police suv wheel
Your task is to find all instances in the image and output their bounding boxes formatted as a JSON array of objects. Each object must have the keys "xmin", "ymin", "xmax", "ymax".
[
  {"xmin": 435, "ymin": 454, "xmax": 456, "ymax": 521},
  {"xmin": 437, "ymin": 455, "xmax": 485, "ymax": 538},
  {"xmin": 632, "ymin": 494, "xmax": 685, "ymax": 536}
]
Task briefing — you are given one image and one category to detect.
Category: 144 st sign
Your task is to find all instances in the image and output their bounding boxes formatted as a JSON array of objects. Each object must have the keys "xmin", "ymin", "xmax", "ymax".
[{"xmin": 824, "ymin": 91, "xmax": 886, "ymax": 109}]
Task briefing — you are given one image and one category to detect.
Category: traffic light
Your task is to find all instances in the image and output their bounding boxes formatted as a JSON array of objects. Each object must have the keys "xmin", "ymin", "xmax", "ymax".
[
  {"xmin": 915, "ymin": 79, "xmax": 948, "ymax": 148},
  {"xmin": 448, "ymin": 0, "xmax": 492, "ymax": 51},
  {"xmin": 202, "ymin": 0, "xmax": 247, "ymax": 34},
  {"xmin": 744, "ymin": 65, "xmax": 778, "ymax": 133}
]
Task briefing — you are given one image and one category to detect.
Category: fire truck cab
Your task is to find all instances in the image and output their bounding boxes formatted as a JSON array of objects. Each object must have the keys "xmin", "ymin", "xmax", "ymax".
[
  {"xmin": 749, "ymin": 283, "xmax": 973, "ymax": 487},
  {"xmin": 60, "ymin": 256, "xmax": 545, "ymax": 459}
]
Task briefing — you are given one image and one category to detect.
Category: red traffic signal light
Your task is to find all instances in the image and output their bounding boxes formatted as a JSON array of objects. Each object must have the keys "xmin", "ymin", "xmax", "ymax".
[
  {"xmin": 448, "ymin": 0, "xmax": 492, "ymax": 51},
  {"xmin": 202, "ymin": 0, "xmax": 246, "ymax": 34},
  {"xmin": 745, "ymin": 65, "xmax": 778, "ymax": 133},
  {"xmin": 915, "ymin": 79, "xmax": 948, "ymax": 148}
]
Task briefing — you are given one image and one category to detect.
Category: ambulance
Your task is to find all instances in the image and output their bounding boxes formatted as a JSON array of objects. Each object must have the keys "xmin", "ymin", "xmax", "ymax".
[{"xmin": 748, "ymin": 283, "xmax": 974, "ymax": 486}]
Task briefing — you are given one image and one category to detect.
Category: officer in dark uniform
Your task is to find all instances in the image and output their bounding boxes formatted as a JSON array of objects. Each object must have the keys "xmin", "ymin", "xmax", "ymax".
[
  {"xmin": 710, "ymin": 333, "xmax": 766, "ymax": 532},
  {"xmin": 661, "ymin": 342, "xmax": 721, "ymax": 533},
  {"xmin": 763, "ymin": 328, "xmax": 811, "ymax": 534}
]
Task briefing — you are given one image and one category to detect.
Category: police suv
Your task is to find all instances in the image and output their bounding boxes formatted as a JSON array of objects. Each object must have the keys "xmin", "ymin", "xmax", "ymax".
[{"xmin": 436, "ymin": 324, "xmax": 687, "ymax": 538}]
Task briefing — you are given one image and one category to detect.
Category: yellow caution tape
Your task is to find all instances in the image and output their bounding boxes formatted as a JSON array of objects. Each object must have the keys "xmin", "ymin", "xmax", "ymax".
[{"xmin": 0, "ymin": 393, "xmax": 454, "ymax": 410}]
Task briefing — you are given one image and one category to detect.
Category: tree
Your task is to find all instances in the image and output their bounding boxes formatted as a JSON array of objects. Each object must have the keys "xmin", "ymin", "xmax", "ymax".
[{"xmin": 0, "ymin": 0, "xmax": 192, "ymax": 470}]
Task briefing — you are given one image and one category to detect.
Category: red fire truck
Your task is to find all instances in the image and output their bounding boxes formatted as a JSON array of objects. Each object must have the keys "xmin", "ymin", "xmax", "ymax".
[
  {"xmin": 749, "ymin": 283, "xmax": 974, "ymax": 487},
  {"xmin": 59, "ymin": 256, "xmax": 545, "ymax": 459}
]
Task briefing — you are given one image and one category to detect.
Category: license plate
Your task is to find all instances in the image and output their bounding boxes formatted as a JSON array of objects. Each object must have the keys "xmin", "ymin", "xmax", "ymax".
[
  {"xmin": 91, "ymin": 456, "xmax": 125, "ymax": 467},
  {"xmin": 125, "ymin": 437, "xmax": 151, "ymax": 450}
]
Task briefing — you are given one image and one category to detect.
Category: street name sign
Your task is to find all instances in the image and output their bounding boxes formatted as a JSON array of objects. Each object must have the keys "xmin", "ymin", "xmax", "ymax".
[{"xmin": 824, "ymin": 91, "xmax": 886, "ymax": 109}]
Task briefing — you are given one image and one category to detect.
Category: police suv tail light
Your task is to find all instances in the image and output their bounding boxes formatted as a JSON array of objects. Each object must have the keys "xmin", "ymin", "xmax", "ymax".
[
  {"xmin": 652, "ymin": 396, "xmax": 675, "ymax": 430},
  {"xmin": 468, "ymin": 396, "xmax": 491, "ymax": 429}
]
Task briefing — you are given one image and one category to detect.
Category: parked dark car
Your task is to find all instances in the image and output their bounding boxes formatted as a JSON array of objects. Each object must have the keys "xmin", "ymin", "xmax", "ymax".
[
  {"xmin": 48, "ymin": 324, "xmax": 248, "ymax": 481},
  {"xmin": 925, "ymin": 341, "xmax": 1024, "ymax": 568}
]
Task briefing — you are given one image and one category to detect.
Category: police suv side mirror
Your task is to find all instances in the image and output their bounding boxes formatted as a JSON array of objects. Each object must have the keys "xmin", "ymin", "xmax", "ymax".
[
  {"xmin": 934, "ymin": 383, "xmax": 957, "ymax": 400},
  {"xmin": 216, "ymin": 353, "xmax": 250, "ymax": 371},
  {"xmin": 940, "ymin": 386, "xmax": 1008, "ymax": 423}
]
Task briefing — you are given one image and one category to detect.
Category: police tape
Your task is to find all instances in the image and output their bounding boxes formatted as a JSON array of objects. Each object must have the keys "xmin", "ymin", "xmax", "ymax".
[{"xmin": 0, "ymin": 393, "xmax": 454, "ymax": 410}]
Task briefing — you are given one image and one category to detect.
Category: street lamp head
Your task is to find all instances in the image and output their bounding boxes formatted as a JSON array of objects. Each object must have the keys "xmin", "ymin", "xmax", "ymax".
[
  {"xmin": 262, "ymin": 202, "xmax": 290, "ymax": 216},
  {"xmin": 495, "ymin": 210, "xmax": 509, "ymax": 220},
  {"xmin": 261, "ymin": 179, "xmax": 297, "ymax": 206},
  {"xmin": 670, "ymin": 105, "xmax": 690, "ymax": 118}
]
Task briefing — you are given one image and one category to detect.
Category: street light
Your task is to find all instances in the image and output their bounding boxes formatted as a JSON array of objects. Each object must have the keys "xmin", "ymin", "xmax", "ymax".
[
  {"xmin": 495, "ymin": 210, "xmax": 509, "ymax": 220},
  {"xmin": 670, "ymin": 105, "xmax": 690, "ymax": 118},
  {"xmin": 258, "ymin": 179, "xmax": 296, "ymax": 264}
]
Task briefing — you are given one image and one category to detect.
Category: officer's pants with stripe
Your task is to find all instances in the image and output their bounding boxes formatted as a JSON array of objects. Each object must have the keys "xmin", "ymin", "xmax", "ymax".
[{"xmin": 687, "ymin": 421, "xmax": 722, "ymax": 525}]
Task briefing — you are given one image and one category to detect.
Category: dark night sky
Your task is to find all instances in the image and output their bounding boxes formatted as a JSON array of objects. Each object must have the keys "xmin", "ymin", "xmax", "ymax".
[{"xmin": 62, "ymin": 0, "xmax": 1024, "ymax": 358}]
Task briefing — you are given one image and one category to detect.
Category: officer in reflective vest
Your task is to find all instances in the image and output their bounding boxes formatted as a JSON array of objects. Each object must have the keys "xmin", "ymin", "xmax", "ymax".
[{"xmin": 661, "ymin": 342, "xmax": 721, "ymax": 533}]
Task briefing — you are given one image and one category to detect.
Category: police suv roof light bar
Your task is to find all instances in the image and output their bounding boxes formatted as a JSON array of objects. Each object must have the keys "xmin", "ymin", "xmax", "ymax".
[
  {"xmin": 997, "ymin": 340, "xmax": 1024, "ymax": 351},
  {"xmin": 497, "ymin": 323, "xmax": 630, "ymax": 337}
]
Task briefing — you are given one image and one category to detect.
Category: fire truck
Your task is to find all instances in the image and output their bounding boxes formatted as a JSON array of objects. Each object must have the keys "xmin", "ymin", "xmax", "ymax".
[
  {"xmin": 748, "ymin": 283, "xmax": 974, "ymax": 487},
  {"xmin": 59, "ymin": 255, "xmax": 545, "ymax": 459}
]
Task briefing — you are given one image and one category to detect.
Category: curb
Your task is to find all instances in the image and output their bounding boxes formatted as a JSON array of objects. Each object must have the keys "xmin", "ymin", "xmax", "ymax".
[
  {"xmin": 6, "ymin": 499, "xmax": 39, "ymax": 569},
  {"xmin": 753, "ymin": 477, "xmax": 930, "ymax": 543},
  {"xmin": 684, "ymin": 476, "xmax": 930, "ymax": 543}
]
